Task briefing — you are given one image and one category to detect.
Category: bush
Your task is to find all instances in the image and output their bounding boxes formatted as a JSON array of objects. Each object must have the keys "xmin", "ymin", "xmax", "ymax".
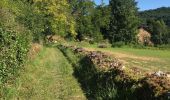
[
  {"xmin": 0, "ymin": 27, "xmax": 31, "ymax": 84},
  {"xmin": 0, "ymin": 3, "xmax": 32, "ymax": 98},
  {"xmin": 98, "ymin": 44, "xmax": 108, "ymax": 48},
  {"xmin": 132, "ymin": 43, "xmax": 146, "ymax": 49},
  {"xmin": 157, "ymin": 44, "xmax": 170, "ymax": 49},
  {"xmin": 112, "ymin": 41, "xmax": 125, "ymax": 48},
  {"xmin": 98, "ymin": 39, "xmax": 111, "ymax": 48},
  {"xmin": 0, "ymin": 26, "xmax": 31, "ymax": 99}
]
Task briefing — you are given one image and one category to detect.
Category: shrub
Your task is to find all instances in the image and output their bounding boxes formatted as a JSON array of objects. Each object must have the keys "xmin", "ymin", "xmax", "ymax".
[
  {"xmin": 0, "ymin": 27, "xmax": 31, "ymax": 85},
  {"xmin": 98, "ymin": 44, "xmax": 108, "ymax": 48},
  {"xmin": 112, "ymin": 41, "xmax": 125, "ymax": 48},
  {"xmin": 157, "ymin": 44, "xmax": 170, "ymax": 50},
  {"xmin": 0, "ymin": 25, "xmax": 31, "ymax": 99},
  {"xmin": 0, "ymin": 3, "xmax": 32, "ymax": 98},
  {"xmin": 98, "ymin": 39, "xmax": 111, "ymax": 48},
  {"xmin": 132, "ymin": 43, "xmax": 146, "ymax": 49}
]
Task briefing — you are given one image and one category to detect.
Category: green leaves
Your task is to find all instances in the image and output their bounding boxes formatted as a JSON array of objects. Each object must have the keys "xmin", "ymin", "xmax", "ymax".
[
  {"xmin": 33, "ymin": 0, "xmax": 77, "ymax": 37},
  {"xmin": 71, "ymin": 0, "xmax": 109, "ymax": 42},
  {"xmin": 0, "ymin": 27, "xmax": 30, "ymax": 84},
  {"xmin": 0, "ymin": 1, "xmax": 31, "ymax": 97},
  {"xmin": 109, "ymin": 0, "xmax": 139, "ymax": 43},
  {"xmin": 146, "ymin": 19, "xmax": 169, "ymax": 45}
]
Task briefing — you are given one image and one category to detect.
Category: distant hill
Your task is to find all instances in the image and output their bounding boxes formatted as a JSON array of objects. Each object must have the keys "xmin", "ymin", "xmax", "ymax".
[{"xmin": 139, "ymin": 7, "xmax": 170, "ymax": 27}]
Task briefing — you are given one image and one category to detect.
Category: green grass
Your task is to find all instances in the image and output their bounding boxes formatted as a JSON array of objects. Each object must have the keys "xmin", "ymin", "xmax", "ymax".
[
  {"xmin": 5, "ymin": 46, "xmax": 86, "ymax": 100},
  {"xmin": 94, "ymin": 46, "xmax": 170, "ymax": 72},
  {"xmin": 105, "ymin": 47, "xmax": 170, "ymax": 58}
]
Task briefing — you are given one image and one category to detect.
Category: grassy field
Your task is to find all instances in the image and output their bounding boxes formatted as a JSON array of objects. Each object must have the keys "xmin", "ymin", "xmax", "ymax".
[
  {"xmin": 5, "ymin": 46, "xmax": 86, "ymax": 100},
  {"xmin": 67, "ymin": 42, "xmax": 170, "ymax": 72},
  {"xmin": 88, "ymin": 45, "xmax": 170, "ymax": 72}
]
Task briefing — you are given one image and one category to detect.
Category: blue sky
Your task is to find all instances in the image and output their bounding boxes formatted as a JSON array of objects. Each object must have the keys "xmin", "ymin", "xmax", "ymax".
[{"xmin": 94, "ymin": 0, "xmax": 170, "ymax": 11}]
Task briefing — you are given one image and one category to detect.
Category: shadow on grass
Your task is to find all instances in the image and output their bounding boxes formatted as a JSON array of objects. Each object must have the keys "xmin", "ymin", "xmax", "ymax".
[
  {"xmin": 57, "ymin": 45, "xmax": 118, "ymax": 99},
  {"xmin": 72, "ymin": 56, "xmax": 141, "ymax": 100},
  {"xmin": 73, "ymin": 56, "xmax": 118, "ymax": 100}
]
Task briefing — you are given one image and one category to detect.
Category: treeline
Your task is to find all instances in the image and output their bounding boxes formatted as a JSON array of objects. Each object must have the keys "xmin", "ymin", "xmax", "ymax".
[
  {"xmin": 142, "ymin": 19, "xmax": 170, "ymax": 45},
  {"xmin": 69, "ymin": 0, "xmax": 170, "ymax": 46},
  {"xmin": 140, "ymin": 7, "xmax": 170, "ymax": 27},
  {"xmin": 0, "ymin": 0, "xmax": 141, "ymax": 47},
  {"xmin": 22, "ymin": 0, "xmax": 139, "ymax": 45},
  {"xmin": 1, "ymin": 0, "xmax": 169, "ymax": 47},
  {"xmin": 69, "ymin": 0, "xmax": 139, "ymax": 44}
]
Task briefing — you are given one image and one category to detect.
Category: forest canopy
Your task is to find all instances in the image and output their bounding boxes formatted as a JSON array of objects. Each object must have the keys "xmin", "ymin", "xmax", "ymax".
[{"xmin": 140, "ymin": 7, "xmax": 170, "ymax": 27}]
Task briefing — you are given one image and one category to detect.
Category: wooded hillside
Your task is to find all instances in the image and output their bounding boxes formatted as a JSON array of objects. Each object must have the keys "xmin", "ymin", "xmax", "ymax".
[{"xmin": 140, "ymin": 7, "xmax": 170, "ymax": 27}]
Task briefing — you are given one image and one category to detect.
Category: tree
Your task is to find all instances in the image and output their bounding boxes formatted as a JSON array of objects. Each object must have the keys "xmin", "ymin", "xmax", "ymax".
[
  {"xmin": 70, "ymin": 0, "xmax": 96, "ymax": 41},
  {"xmin": 69, "ymin": 0, "xmax": 111, "ymax": 42},
  {"xmin": 140, "ymin": 7, "xmax": 170, "ymax": 27},
  {"xmin": 32, "ymin": 0, "xmax": 76, "ymax": 37},
  {"xmin": 92, "ymin": 5, "xmax": 111, "ymax": 40},
  {"xmin": 146, "ymin": 19, "xmax": 168, "ymax": 45},
  {"xmin": 109, "ymin": 0, "xmax": 139, "ymax": 44}
]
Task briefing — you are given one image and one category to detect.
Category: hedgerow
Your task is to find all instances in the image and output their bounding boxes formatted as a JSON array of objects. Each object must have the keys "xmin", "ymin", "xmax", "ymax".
[
  {"xmin": 0, "ymin": 3, "xmax": 32, "ymax": 97},
  {"xmin": 0, "ymin": 27, "xmax": 31, "ymax": 85}
]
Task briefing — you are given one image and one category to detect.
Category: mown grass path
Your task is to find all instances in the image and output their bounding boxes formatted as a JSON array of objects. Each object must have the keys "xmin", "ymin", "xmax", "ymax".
[{"xmin": 13, "ymin": 47, "xmax": 86, "ymax": 100}]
